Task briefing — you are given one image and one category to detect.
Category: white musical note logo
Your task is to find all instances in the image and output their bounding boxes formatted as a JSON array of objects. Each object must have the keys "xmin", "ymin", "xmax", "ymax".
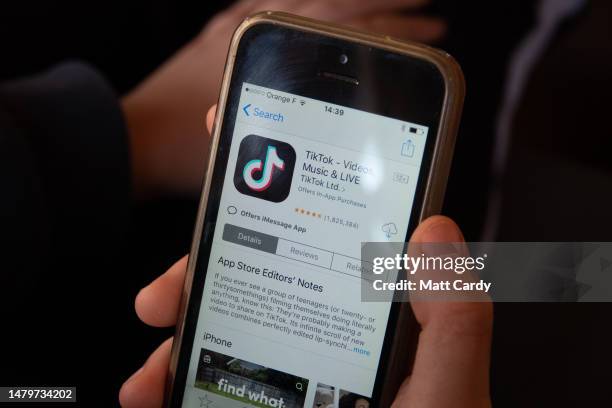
[{"xmin": 242, "ymin": 145, "xmax": 285, "ymax": 192}]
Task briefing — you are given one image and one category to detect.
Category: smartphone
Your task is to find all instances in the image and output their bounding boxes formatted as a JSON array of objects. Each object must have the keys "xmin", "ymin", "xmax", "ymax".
[{"xmin": 166, "ymin": 12, "xmax": 464, "ymax": 407}]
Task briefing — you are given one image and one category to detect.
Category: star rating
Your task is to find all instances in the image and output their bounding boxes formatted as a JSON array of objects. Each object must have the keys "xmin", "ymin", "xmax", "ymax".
[{"xmin": 295, "ymin": 207, "xmax": 322, "ymax": 218}]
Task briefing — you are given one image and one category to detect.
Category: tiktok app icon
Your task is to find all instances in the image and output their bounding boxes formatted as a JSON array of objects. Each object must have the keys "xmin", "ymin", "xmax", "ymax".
[{"xmin": 234, "ymin": 134, "xmax": 296, "ymax": 202}]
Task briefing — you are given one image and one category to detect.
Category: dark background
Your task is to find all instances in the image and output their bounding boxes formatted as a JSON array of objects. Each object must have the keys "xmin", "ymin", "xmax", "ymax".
[{"xmin": 1, "ymin": 0, "xmax": 611, "ymax": 406}]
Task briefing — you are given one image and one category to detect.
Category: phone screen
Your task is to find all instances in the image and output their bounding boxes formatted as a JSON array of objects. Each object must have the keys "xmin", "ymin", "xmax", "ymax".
[{"xmin": 179, "ymin": 81, "xmax": 430, "ymax": 407}]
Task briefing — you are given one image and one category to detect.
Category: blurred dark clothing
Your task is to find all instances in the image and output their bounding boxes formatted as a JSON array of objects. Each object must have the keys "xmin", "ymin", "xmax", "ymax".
[
  {"xmin": 0, "ymin": 63, "xmax": 132, "ymax": 406},
  {"xmin": 0, "ymin": 1, "xmax": 234, "ymax": 94},
  {"xmin": 493, "ymin": 1, "xmax": 612, "ymax": 407},
  {"xmin": 0, "ymin": 1, "xmax": 229, "ymax": 404},
  {"xmin": 0, "ymin": 3, "xmax": 226, "ymax": 405},
  {"xmin": 437, "ymin": 1, "xmax": 537, "ymax": 240},
  {"xmin": 498, "ymin": 0, "xmax": 612, "ymax": 241}
]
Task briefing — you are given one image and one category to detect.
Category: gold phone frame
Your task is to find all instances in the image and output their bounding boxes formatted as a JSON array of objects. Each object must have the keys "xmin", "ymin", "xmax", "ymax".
[{"xmin": 166, "ymin": 11, "xmax": 465, "ymax": 406}]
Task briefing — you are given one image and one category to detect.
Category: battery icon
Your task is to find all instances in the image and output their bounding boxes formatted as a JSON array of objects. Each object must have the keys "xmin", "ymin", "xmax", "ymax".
[{"xmin": 409, "ymin": 127, "xmax": 425, "ymax": 135}]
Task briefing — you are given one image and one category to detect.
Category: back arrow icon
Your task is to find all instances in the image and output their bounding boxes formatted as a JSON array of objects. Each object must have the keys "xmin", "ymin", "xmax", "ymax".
[{"xmin": 243, "ymin": 103, "xmax": 251, "ymax": 116}]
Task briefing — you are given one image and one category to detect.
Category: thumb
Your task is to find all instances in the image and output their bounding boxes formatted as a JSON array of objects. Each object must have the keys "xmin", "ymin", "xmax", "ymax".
[
  {"xmin": 410, "ymin": 214, "xmax": 464, "ymax": 243},
  {"xmin": 393, "ymin": 216, "xmax": 492, "ymax": 408}
]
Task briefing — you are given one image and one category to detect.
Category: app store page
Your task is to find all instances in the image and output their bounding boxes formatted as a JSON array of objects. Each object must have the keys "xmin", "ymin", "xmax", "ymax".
[{"xmin": 182, "ymin": 83, "xmax": 429, "ymax": 407}]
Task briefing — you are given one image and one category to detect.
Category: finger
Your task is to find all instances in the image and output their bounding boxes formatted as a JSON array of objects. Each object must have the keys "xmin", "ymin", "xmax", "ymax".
[
  {"xmin": 119, "ymin": 337, "xmax": 173, "ymax": 408},
  {"xmin": 231, "ymin": 0, "xmax": 429, "ymax": 24},
  {"xmin": 394, "ymin": 216, "xmax": 492, "ymax": 408},
  {"xmin": 295, "ymin": 0, "xmax": 430, "ymax": 23},
  {"xmin": 347, "ymin": 14, "xmax": 446, "ymax": 43},
  {"xmin": 135, "ymin": 256, "xmax": 188, "ymax": 327},
  {"xmin": 246, "ymin": 0, "xmax": 303, "ymax": 14},
  {"xmin": 218, "ymin": 0, "xmax": 301, "ymax": 25},
  {"xmin": 225, "ymin": 0, "xmax": 264, "ymax": 16},
  {"xmin": 206, "ymin": 104, "xmax": 217, "ymax": 135},
  {"xmin": 209, "ymin": 0, "xmax": 262, "ymax": 26}
]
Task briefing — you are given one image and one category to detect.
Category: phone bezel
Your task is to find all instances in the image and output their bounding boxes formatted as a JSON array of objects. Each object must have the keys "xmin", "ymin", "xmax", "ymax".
[{"xmin": 166, "ymin": 11, "xmax": 464, "ymax": 407}]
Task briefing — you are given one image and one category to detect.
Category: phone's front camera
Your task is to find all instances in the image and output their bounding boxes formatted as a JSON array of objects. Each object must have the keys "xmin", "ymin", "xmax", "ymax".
[{"xmin": 339, "ymin": 54, "xmax": 349, "ymax": 65}]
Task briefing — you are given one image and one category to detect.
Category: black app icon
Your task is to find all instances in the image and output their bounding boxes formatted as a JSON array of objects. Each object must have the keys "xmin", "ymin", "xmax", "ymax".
[{"xmin": 234, "ymin": 135, "xmax": 296, "ymax": 202}]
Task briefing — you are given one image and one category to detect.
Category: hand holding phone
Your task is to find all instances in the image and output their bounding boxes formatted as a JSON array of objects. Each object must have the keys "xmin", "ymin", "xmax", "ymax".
[
  {"xmin": 119, "ymin": 202, "xmax": 492, "ymax": 407},
  {"xmin": 122, "ymin": 12, "xmax": 490, "ymax": 408}
]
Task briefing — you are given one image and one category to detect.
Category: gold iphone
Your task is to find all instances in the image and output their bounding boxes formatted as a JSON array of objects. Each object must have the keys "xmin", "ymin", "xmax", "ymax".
[{"xmin": 166, "ymin": 12, "xmax": 464, "ymax": 407}]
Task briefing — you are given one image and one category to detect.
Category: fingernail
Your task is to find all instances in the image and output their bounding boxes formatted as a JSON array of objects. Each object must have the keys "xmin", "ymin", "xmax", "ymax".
[{"xmin": 420, "ymin": 218, "xmax": 463, "ymax": 244}]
